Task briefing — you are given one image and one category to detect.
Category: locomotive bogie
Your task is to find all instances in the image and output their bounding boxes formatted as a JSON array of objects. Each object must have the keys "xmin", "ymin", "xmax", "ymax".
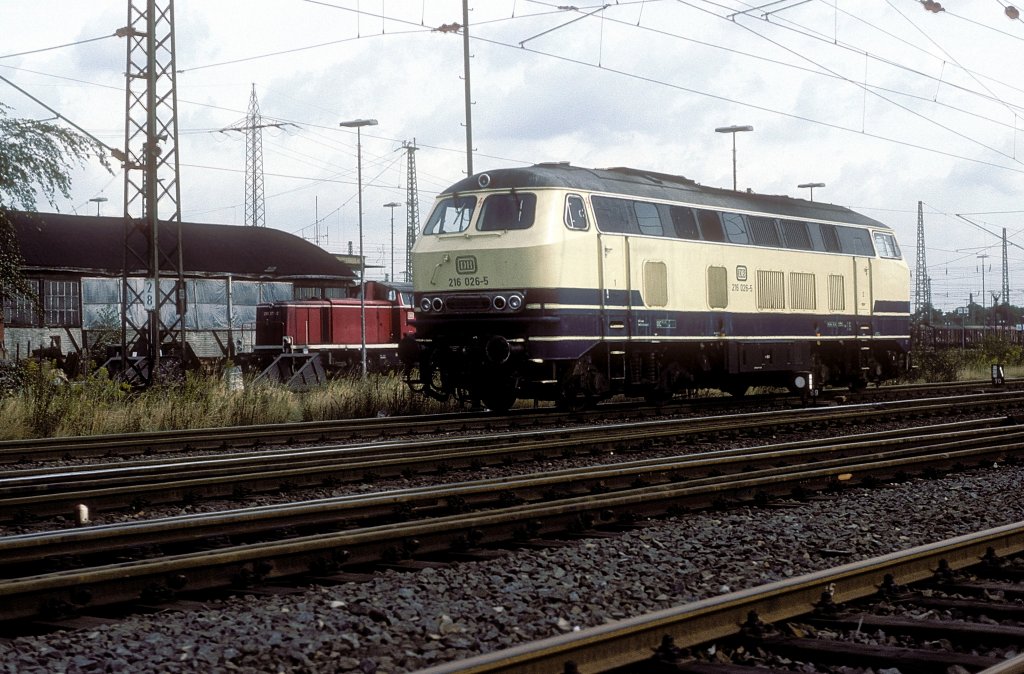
[{"xmin": 404, "ymin": 165, "xmax": 911, "ymax": 411}]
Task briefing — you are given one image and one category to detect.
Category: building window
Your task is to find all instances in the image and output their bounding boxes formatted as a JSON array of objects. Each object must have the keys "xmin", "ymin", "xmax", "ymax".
[
  {"xmin": 44, "ymin": 280, "xmax": 81, "ymax": 326},
  {"xmin": 2, "ymin": 279, "xmax": 41, "ymax": 327}
]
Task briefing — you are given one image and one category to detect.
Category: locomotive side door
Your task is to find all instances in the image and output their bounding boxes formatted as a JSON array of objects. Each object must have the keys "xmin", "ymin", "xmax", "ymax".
[
  {"xmin": 852, "ymin": 256, "xmax": 873, "ymax": 317},
  {"xmin": 597, "ymin": 232, "xmax": 631, "ymax": 382}
]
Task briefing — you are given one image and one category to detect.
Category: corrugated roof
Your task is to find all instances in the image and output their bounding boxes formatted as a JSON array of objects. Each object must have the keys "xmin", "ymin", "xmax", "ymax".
[{"xmin": 5, "ymin": 210, "xmax": 356, "ymax": 281}]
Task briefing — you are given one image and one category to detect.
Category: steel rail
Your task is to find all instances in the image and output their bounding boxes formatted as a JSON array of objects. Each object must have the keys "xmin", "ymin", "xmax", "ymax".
[
  {"xmin": 1, "ymin": 425, "xmax": 1023, "ymax": 623},
  {"xmin": 0, "ymin": 417, "xmax": 1020, "ymax": 573},
  {"xmin": 0, "ymin": 380, "xmax": 1015, "ymax": 465},
  {"xmin": 411, "ymin": 522, "xmax": 1024, "ymax": 674},
  {"xmin": 6, "ymin": 393, "xmax": 1022, "ymax": 488},
  {"xmin": 1, "ymin": 395, "xmax": 1020, "ymax": 522}
]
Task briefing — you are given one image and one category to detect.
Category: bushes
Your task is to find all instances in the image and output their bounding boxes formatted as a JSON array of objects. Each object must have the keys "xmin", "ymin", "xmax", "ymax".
[{"xmin": 910, "ymin": 333, "xmax": 1023, "ymax": 383}]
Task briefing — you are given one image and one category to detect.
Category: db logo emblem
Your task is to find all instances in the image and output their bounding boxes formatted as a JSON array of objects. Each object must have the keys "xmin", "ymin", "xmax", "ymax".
[{"xmin": 455, "ymin": 256, "xmax": 477, "ymax": 274}]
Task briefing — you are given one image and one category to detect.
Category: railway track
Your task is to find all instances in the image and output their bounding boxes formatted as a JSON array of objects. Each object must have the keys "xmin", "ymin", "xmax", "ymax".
[
  {"xmin": 0, "ymin": 378, "xmax": 1015, "ymax": 465},
  {"xmin": 415, "ymin": 521, "xmax": 1024, "ymax": 673},
  {"xmin": 3, "ymin": 391, "xmax": 1023, "ymax": 524},
  {"xmin": 1, "ymin": 409, "xmax": 1022, "ymax": 630}
]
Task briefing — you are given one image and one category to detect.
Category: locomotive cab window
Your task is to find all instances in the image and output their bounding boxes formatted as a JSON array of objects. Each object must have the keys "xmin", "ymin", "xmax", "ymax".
[
  {"xmin": 564, "ymin": 194, "xmax": 589, "ymax": 230},
  {"xmin": 873, "ymin": 232, "xmax": 901, "ymax": 258},
  {"xmin": 477, "ymin": 191, "xmax": 537, "ymax": 231},
  {"xmin": 424, "ymin": 195, "xmax": 477, "ymax": 235}
]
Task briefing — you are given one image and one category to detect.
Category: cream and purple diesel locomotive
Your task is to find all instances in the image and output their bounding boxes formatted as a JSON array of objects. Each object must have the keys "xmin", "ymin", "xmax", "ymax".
[{"xmin": 399, "ymin": 163, "xmax": 910, "ymax": 411}]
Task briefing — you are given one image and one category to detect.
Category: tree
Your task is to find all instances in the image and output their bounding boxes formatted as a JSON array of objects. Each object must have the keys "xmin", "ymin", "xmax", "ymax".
[{"xmin": 0, "ymin": 102, "xmax": 109, "ymax": 321}]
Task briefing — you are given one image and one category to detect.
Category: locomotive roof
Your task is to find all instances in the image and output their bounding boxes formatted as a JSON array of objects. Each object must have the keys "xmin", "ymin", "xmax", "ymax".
[
  {"xmin": 5, "ymin": 210, "xmax": 356, "ymax": 281},
  {"xmin": 441, "ymin": 163, "xmax": 890, "ymax": 230}
]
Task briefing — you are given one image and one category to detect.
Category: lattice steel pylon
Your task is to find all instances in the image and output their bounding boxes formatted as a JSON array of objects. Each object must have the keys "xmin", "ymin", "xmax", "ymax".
[
  {"xmin": 403, "ymin": 139, "xmax": 420, "ymax": 282},
  {"xmin": 1002, "ymin": 228, "xmax": 1010, "ymax": 309},
  {"xmin": 913, "ymin": 201, "xmax": 931, "ymax": 317},
  {"xmin": 120, "ymin": 0, "xmax": 185, "ymax": 386},
  {"xmin": 244, "ymin": 84, "xmax": 266, "ymax": 227}
]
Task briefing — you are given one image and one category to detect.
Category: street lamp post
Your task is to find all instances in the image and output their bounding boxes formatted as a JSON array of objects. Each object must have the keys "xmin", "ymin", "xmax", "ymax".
[
  {"xmin": 89, "ymin": 196, "xmax": 108, "ymax": 216},
  {"xmin": 714, "ymin": 125, "xmax": 753, "ymax": 191},
  {"xmin": 797, "ymin": 182, "xmax": 825, "ymax": 201},
  {"xmin": 978, "ymin": 253, "xmax": 989, "ymax": 335},
  {"xmin": 339, "ymin": 118, "xmax": 378, "ymax": 378},
  {"xmin": 384, "ymin": 201, "xmax": 401, "ymax": 283}
]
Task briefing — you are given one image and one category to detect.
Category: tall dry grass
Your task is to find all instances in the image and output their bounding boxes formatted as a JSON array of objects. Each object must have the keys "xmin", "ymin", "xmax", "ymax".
[{"xmin": 0, "ymin": 362, "xmax": 459, "ymax": 440}]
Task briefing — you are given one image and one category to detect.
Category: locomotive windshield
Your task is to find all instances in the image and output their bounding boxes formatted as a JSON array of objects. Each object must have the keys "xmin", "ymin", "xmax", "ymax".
[
  {"xmin": 424, "ymin": 195, "xmax": 477, "ymax": 234},
  {"xmin": 477, "ymin": 191, "xmax": 537, "ymax": 231}
]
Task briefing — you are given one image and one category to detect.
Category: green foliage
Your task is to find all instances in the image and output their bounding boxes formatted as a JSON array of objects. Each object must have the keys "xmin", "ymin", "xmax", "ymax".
[
  {"xmin": 910, "ymin": 347, "xmax": 964, "ymax": 383},
  {"xmin": 0, "ymin": 359, "xmax": 25, "ymax": 397},
  {"xmin": 0, "ymin": 102, "xmax": 110, "ymax": 318}
]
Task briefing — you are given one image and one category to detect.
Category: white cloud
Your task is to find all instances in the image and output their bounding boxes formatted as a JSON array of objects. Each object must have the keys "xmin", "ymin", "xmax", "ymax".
[{"xmin": 2, "ymin": 0, "xmax": 1023, "ymax": 302}]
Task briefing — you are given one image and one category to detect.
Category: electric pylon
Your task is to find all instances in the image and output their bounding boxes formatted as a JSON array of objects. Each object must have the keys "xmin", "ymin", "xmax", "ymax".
[
  {"xmin": 403, "ymin": 139, "xmax": 420, "ymax": 282},
  {"xmin": 120, "ymin": 0, "xmax": 185, "ymax": 386},
  {"xmin": 913, "ymin": 201, "xmax": 931, "ymax": 317},
  {"xmin": 1002, "ymin": 228, "xmax": 1010, "ymax": 309},
  {"xmin": 244, "ymin": 85, "xmax": 266, "ymax": 227}
]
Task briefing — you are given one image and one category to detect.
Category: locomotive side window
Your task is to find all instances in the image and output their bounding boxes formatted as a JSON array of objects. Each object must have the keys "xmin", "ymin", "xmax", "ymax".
[
  {"xmin": 873, "ymin": 232, "xmax": 901, "ymax": 258},
  {"xmin": 424, "ymin": 195, "xmax": 477, "ymax": 235},
  {"xmin": 747, "ymin": 216, "xmax": 781, "ymax": 247},
  {"xmin": 478, "ymin": 192, "xmax": 537, "ymax": 231},
  {"xmin": 779, "ymin": 220, "xmax": 813, "ymax": 250},
  {"xmin": 634, "ymin": 202, "xmax": 664, "ymax": 236},
  {"xmin": 837, "ymin": 226, "xmax": 874, "ymax": 256},
  {"xmin": 669, "ymin": 206, "xmax": 701, "ymax": 240},
  {"xmin": 564, "ymin": 194, "xmax": 589, "ymax": 230},
  {"xmin": 695, "ymin": 209, "xmax": 725, "ymax": 242},
  {"xmin": 721, "ymin": 213, "xmax": 750, "ymax": 244},
  {"xmin": 707, "ymin": 266, "xmax": 728, "ymax": 308},
  {"xmin": 813, "ymin": 223, "xmax": 842, "ymax": 253},
  {"xmin": 592, "ymin": 196, "xmax": 639, "ymax": 234}
]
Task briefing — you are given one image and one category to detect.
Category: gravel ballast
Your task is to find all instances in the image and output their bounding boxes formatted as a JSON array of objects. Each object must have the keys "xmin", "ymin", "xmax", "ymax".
[{"xmin": 2, "ymin": 462, "xmax": 1023, "ymax": 673}]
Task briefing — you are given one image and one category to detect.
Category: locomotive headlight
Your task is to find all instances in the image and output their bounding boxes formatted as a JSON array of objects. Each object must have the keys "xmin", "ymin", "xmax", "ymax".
[
  {"xmin": 431, "ymin": 297, "xmax": 445, "ymax": 312},
  {"xmin": 492, "ymin": 295, "xmax": 507, "ymax": 311},
  {"xmin": 419, "ymin": 297, "xmax": 432, "ymax": 312},
  {"xmin": 507, "ymin": 293, "xmax": 523, "ymax": 311}
]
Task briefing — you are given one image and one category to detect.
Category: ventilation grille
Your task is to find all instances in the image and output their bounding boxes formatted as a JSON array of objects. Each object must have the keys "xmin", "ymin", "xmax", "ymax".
[
  {"xmin": 828, "ymin": 274, "xmax": 846, "ymax": 312},
  {"xmin": 790, "ymin": 272, "xmax": 816, "ymax": 310},
  {"xmin": 757, "ymin": 270, "xmax": 786, "ymax": 310}
]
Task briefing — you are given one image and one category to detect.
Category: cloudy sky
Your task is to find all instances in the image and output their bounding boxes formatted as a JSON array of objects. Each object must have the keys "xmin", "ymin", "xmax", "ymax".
[{"xmin": 3, "ymin": 0, "xmax": 1023, "ymax": 311}]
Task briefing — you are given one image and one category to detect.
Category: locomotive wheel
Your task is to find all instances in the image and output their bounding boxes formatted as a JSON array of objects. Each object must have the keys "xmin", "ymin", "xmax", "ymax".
[
  {"xmin": 481, "ymin": 388, "xmax": 517, "ymax": 413},
  {"xmin": 478, "ymin": 373, "xmax": 517, "ymax": 412},
  {"xmin": 723, "ymin": 383, "xmax": 749, "ymax": 397}
]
